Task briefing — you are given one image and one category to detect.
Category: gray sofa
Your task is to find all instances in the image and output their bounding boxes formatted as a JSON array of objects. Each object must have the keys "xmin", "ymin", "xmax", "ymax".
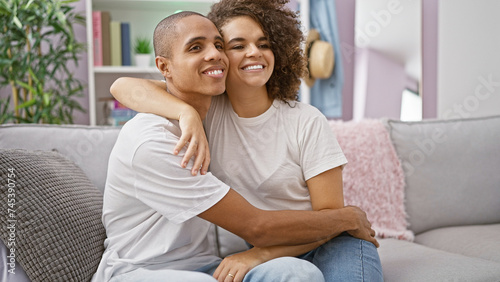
[{"xmin": 1, "ymin": 115, "xmax": 500, "ymax": 282}]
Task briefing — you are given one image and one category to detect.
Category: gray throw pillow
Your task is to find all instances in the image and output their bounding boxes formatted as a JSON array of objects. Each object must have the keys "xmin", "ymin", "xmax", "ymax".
[
  {"xmin": 0, "ymin": 149, "xmax": 106, "ymax": 282},
  {"xmin": 385, "ymin": 115, "xmax": 500, "ymax": 234}
]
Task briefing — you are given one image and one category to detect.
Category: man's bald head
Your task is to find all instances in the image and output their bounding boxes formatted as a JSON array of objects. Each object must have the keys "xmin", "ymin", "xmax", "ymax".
[{"xmin": 153, "ymin": 11, "xmax": 206, "ymax": 58}]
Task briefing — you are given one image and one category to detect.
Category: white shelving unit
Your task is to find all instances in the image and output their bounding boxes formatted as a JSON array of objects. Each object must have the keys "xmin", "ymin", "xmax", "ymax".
[
  {"xmin": 85, "ymin": 0, "xmax": 309, "ymax": 125},
  {"xmin": 85, "ymin": 0, "xmax": 218, "ymax": 125}
]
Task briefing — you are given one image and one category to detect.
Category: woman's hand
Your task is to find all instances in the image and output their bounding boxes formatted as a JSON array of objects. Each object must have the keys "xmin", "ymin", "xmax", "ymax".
[
  {"xmin": 345, "ymin": 205, "xmax": 379, "ymax": 248},
  {"xmin": 213, "ymin": 248, "xmax": 266, "ymax": 282},
  {"xmin": 175, "ymin": 108, "xmax": 210, "ymax": 175}
]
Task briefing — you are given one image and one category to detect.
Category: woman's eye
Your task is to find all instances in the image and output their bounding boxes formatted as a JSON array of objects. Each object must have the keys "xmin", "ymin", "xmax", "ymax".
[
  {"xmin": 260, "ymin": 44, "xmax": 270, "ymax": 49},
  {"xmin": 231, "ymin": 45, "xmax": 244, "ymax": 50}
]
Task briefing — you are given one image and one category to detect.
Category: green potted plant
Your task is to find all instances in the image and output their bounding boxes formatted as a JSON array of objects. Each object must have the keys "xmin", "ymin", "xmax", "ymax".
[
  {"xmin": 134, "ymin": 36, "xmax": 152, "ymax": 67},
  {"xmin": 0, "ymin": 0, "xmax": 86, "ymax": 124}
]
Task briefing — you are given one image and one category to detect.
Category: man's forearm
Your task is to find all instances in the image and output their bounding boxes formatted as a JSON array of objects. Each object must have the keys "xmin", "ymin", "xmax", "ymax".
[
  {"xmin": 251, "ymin": 234, "xmax": 337, "ymax": 262},
  {"xmin": 199, "ymin": 189, "xmax": 373, "ymax": 248},
  {"xmin": 248, "ymin": 207, "xmax": 359, "ymax": 248}
]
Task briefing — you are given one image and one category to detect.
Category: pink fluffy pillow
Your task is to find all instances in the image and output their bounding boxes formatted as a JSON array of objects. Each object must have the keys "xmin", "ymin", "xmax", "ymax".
[{"xmin": 329, "ymin": 119, "xmax": 414, "ymax": 241}]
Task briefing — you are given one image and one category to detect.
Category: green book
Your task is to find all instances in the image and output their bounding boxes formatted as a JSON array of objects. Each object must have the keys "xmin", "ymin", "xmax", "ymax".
[{"xmin": 110, "ymin": 21, "xmax": 122, "ymax": 66}]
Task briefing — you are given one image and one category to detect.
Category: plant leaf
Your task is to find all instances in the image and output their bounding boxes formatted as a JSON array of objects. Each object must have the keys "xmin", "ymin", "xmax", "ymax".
[
  {"xmin": 13, "ymin": 15, "xmax": 22, "ymax": 28},
  {"xmin": 43, "ymin": 92, "xmax": 51, "ymax": 106},
  {"xmin": 14, "ymin": 80, "xmax": 35, "ymax": 93},
  {"xmin": 15, "ymin": 98, "xmax": 36, "ymax": 110}
]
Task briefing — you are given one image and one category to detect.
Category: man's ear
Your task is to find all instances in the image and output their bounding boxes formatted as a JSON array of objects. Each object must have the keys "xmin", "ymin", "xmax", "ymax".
[{"xmin": 156, "ymin": 56, "xmax": 171, "ymax": 78}]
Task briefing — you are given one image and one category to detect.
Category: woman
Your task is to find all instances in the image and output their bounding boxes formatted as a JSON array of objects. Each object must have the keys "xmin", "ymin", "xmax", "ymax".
[{"xmin": 111, "ymin": 0, "xmax": 382, "ymax": 281}]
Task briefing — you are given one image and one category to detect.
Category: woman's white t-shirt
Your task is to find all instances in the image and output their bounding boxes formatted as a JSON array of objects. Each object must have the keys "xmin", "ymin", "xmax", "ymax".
[{"xmin": 205, "ymin": 95, "xmax": 347, "ymax": 211}]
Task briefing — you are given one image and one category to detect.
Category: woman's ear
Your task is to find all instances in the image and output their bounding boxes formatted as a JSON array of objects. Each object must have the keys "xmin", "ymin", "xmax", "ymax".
[{"xmin": 156, "ymin": 56, "xmax": 171, "ymax": 78}]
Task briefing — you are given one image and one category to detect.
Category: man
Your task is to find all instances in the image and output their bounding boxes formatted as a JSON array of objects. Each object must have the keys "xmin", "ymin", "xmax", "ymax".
[{"xmin": 92, "ymin": 12, "xmax": 376, "ymax": 282}]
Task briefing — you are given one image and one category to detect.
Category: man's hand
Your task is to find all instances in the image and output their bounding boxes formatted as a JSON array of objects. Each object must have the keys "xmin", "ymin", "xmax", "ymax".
[
  {"xmin": 175, "ymin": 108, "xmax": 210, "ymax": 175},
  {"xmin": 345, "ymin": 206, "xmax": 379, "ymax": 247},
  {"xmin": 213, "ymin": 248, "xmax": 265, "ymax": 282}
]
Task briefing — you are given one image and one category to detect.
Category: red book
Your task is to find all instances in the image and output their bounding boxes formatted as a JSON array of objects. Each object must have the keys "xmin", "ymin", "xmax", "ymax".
[
  {"xmin": 92, "ymin": 11, "xmax": 111, "ymax": 66},
  {"xmin": 92, "ymin": 11, "xmax": 103, "ymax": 66}
]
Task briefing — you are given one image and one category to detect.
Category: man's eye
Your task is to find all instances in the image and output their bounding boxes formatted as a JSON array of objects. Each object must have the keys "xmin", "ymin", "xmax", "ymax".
[
  {"xmin": 189, "ymin": 45, "xmax": 201, "ymax": 51},
  {"xmin": 215, "ymin": 44, "xmax": 224, "ymax": 50},
  {"xmin": 231, "ymin": 45, "xmax": 244, "ymax": 50}
]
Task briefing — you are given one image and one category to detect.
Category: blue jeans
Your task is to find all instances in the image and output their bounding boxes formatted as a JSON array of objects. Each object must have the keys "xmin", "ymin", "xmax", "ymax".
[
  {"xmin": 109, "ymin": 267, "xmax": 219, "ymax": 282},
  {"xmin": 110, "ymin": 234, "xmax": 382, "ymax": 282},
  {"xmin": 213, "ymin": 233, "xmax": 382, "ymax": 282},
  {"xmin": 109, "ymin": 257, "xmax": 324, "ymax": 282},
  {"xmin": 212, "ymin": 257, "xmax": 325, "ymax": 282},
  {"xmin": 299, "ymin": 233, "xmax": 384, "ymax": 282},
  {"xmin": 195, "ymin": 258, "xmax": 324, "ymax": 282}
]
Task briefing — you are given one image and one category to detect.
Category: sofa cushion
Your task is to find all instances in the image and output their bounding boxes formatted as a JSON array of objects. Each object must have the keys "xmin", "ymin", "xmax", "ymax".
[
  {"xmin": 0, "ymin": 149, "xmax": 106, "ymax": 282},
  {"xmin": 415, "ymin": 223, "xmax": 500, "ymax": 263},
  {"xmin": 385, "ymin": 115, "xmax": 500, "ymax": 234},
  {"xmin": 0, "ymin": 124, "xmax": 120, "ymax": 192},
  {"xmin": 378, "ymin": 238, "xmax": 500, "ymax": 282},
  {"xmin": 330, "ymin": 119, "xmax": 413, "ymax": 241}
]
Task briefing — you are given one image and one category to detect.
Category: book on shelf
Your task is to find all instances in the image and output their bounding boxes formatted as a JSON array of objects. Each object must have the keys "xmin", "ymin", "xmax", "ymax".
[
  {"xmin": 121, "ymin": 22, "xmax": 131, "ymax": 66},
  {"xmin": 105, "ymin": 99, "xmax": 137, "ymax": 126},
  {"xmin": 92, "ymin": 11, "xmax": 111, "ymax": 66},
  {"xmin": 110, "ymin": 21, "xmax": 122, "ymax": 66},
  {"xmin": 102, "ymin": 12, "xmax": 111, "ymax": 65}
]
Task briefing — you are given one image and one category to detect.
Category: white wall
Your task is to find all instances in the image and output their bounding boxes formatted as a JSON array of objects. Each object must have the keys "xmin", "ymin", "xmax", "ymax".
[
  {"xmin": 353, "ymin": 48, "xmax": 406, "ymax": 120},
  {"xmin": 354, "ymin": 0, "xmax": 421, "ymax": 121},
  {"xmin": 438, "ymin": 0, "xmax": 500, "ymax": 119},
  {"xmin": 72, "ymin": 0, "xmax": 90, "ymax": 124}
]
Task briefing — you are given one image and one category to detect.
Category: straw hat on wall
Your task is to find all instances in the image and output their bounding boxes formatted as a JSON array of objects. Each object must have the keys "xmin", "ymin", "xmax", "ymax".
[{"xmin": 304, "ymin": 29, "xmax": 335, "ymax": 87}]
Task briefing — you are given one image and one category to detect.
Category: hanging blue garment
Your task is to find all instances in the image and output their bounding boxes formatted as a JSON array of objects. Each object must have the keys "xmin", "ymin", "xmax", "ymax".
[{"xmin": 309, "ymin": 0, "xmax": 344, "ymax": 118}]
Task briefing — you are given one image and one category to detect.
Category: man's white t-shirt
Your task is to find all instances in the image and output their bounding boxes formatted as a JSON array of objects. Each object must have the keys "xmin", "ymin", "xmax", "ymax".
[
  {"xmin": 205, "ymin": 95, "xmax": 347, "ymax": 211},
  {"xmin": 92, "ymin": 113, "xmax": 229, "ymax": 282}
]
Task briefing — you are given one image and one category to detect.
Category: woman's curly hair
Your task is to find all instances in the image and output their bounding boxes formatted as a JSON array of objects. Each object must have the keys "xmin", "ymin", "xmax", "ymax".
[{"xmin": 208, "ymin": 0, "xmax": 306, "ymax": 102}]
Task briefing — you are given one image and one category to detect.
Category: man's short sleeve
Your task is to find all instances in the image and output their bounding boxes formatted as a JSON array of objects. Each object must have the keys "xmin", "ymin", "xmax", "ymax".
[{"xmin": 132, "ymin": 137, "xmax": 229, "ymax": 224}]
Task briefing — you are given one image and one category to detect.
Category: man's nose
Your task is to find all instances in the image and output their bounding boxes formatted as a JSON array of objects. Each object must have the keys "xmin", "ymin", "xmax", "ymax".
[{"xmin": 205, "ymin": 45, "xmax": 222, "ymax": 61}]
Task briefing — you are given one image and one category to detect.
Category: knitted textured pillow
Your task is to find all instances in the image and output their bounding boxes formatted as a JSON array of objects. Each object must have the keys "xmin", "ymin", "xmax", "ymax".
[
  {"xmin": 0, "ymin": 149, "xmax": 106, "ymax": 282},
  {"xmin": 329, "ymin": 119, "xmax": 414, "ymax": 241}
]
